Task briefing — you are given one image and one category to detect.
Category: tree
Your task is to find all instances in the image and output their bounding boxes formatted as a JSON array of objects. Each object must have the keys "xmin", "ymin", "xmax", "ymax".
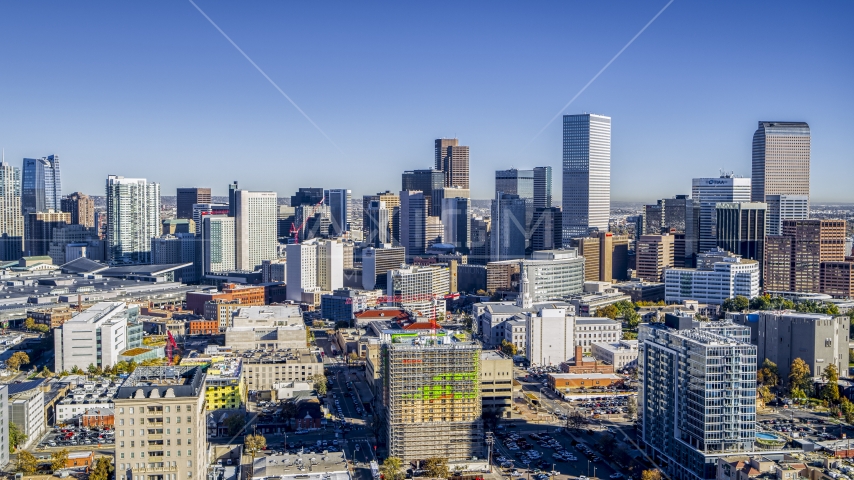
[
  {"xmin": 16, "ymin": 450, "xmax": 38, "ymax": 475},
  {"xmin": 565, "ymin": 410, "xmax": 589, "ymax": 431},
  {"xmin": 625, "ymin": 310, "xmax": 641, "ymax": 329},
  {"xmin": 245, "ymin": 434, "xmax": 267, "ymax": 457},
  {"xmin": 625, "ymin": 396, "xmax": 637, "ymax": 419},
  {"xmin": 10, "ymin": 421, "xmax": 27, "ymax": 452},
  {"xmin": 500, "ymin": 339, "xmax": 517, "ymax": 356},
  {"xmin": 225, "ymin": 413, "xmax": 246, "ymax": 436},
  {"xmin": 423, "ymin": 457, "xmax": 449, "ymax": 479},
  {"xmin": 821, "ymin": 364, "xmax": 841, "ymax": 403},
  {"xmin": 790, "ymin": 387, "xmax": 807, "ymax": 403},
  {"xmin": 722, "ymin": 295, "xmax": 749, "ymax": 312},
  {"xmin": 89, "ymin": 456, "xmax": 115, "ymax": 480},
  {"xmin": 87, "ymin": 363, "xmax": 101, "ymax": 375},
  {"xmin": 840, "ymin": 397, "xmax": 854, "ymax": 424},
  {"xmin": 381, "ymin": 457, "xmax": 405, "ymax": 480},
  {"xmin": 281, "ymin": 401, "xmax": 298, "ymax": 421},
  {"xmin": 51, "ymin": 448, "xmax": 70, "ymax": 472},
  {"xmin": 789, "ymin": 358, "xmax": 812, "ymax": 395},
  {"xmin": 40, "ymin": 365, "xmax": 53, "ymax": 378},
  {"xmin": 641, "ymin": 470, "xmax": 662, "ymax": 480},
  {"xmin": 475, "ymin": 289, "xmax": 487, "ymax": 297},
  {"xmin": 70, "ymin": 365, "xmax": 83, "ymax": 375},
  {"xmin": 758, "ymin": 359, "xmax": 780, "ymax": 387},
  {"xmin": 758, "ymin": 385, "xmax": 775, "ymax": 405},
  {"xmin": 24, "ymin": 317, "xmax": 36, "ymax": 331},
  {"xmin": 596, "ymin": 305, "xmax": 619, "ymax": 320},
  {"xmin": 6, "ymin": 351, "xmax": 29, "ymax": 372},
  {"xmin": 312, "ymin": 373, "xmax": 328, "ymax": 396}
]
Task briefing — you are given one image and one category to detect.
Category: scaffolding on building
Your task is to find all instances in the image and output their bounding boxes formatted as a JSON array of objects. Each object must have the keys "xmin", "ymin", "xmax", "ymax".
[{"xmin": 383, "ymin": 339, "xmax": 485, "ymax": 462}]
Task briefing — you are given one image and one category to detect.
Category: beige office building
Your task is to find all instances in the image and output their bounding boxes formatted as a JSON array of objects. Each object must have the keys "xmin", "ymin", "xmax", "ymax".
[
  {"xmin": 114, "ymin": 366, "xmax": 207, "ymax": 480},
  {"xmin": 435, "ymin": 138, "xmax": 470, "ymax": 189},
  {"xmin": 751, "ymin": 121, "xmax": 810, "ymax": 203},
  {"xmin": 765, "ymin": 219, "xmax": 847, "ymax": 293},
  {"xmin": 636, "ymin": 234, "xmax": 674, "ymax": 282}
]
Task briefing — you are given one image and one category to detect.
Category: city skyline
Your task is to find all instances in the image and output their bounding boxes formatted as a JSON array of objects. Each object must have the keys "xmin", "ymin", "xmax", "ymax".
[{"xmin": 0, "ymin": 2, "xmax": 851, "ymax": 202}]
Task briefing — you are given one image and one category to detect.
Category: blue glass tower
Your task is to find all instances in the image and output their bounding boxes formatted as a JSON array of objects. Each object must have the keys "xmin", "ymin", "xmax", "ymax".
[{"xmin": 22, "ymin": 155, "xmax": 62, "ymax": 214}]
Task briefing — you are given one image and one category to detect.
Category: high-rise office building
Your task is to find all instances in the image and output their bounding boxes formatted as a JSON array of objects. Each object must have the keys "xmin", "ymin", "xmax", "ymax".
[
  {"xmin": 151, "ymin": 232, "xmax": 197, "ymax": 283},
  {"xmin": 234, "ymin": 190, "xmax": 277, "ymax": 272},
  {"xmin": 365, "ymin": 200, "xmax": 390, "ymax": 247},
  {"xmin": 400, "ymin": 190, "xmax": 428, "ymax": 260},
  {"xmin": 286, "ymin": 241, "xmax": 318, "ymax": 301},
  {"xmin": 324, "ymin": 188, "xmax": 351, "ymax": 236},
  {"xmin": 176, "ymin": 187, "xmax": 212, "ymax": 220},
  {"xmin": 765, "ymin": 194, "xmax": 809, "ymax": 236},
  {"xmin": 25, "ymin": 210, "xmax": 70, "ymax": 256},
  {"xmin": 363, "ymin": 191, "xmax": 400, "ymax": 245},
  {"xmin": 316, "ymin": 239, "xmax": 344, "ymax": 292},
  {"xmin": 291, "ymin": 187, "xmax": 324, "ymax": 207},
  {"xmin": 533, "ymin": 166, "xmax": 552, "ymax": 209},
  {"xmin": 531, "ymin": 207, "xmax": 562, "ymax": 252},
  {"xmin": 644, "ymin": 195, "xmax": 700, "ymax": 267},
  {"xmin": 200, "ymin": 215, "xmax": 235, "ymax": 275},
  {"xmin": 441, "ymin": 197, "xmax": 471, "ymax": 252},
  {"xmin": 435, "ymin": 138, "xmax": 470, "ymax": 189},
  {"xmin": 691, "ymin": 175, "xmax": 751, "ymax": 255},
  {"xmin": 60, "ymin": 192, "xmax": 95, "ymax": 228},
  {"xmin": 496, "ymin": 168, "xmax": 534, "ymax": 237},
  {"xmin": 469, "ymin": 216, "xmax": 490, "ymax": 265},
  {"xmin": 402, "ymin": 170, "xmax": 444, "ymax": 217},
  {"xmin": 751, "ymin": 121, "xmax": 810, "ymax": 204},
  {"xmin": 519, "ymin": 249, "xmax": 586, "ymax": 301},
  {"xmin": 715, "ymin": 202, "xmax": 766, "ymax": 279},
  {"xmin": 490, "ymin": 193, "xmax": 526, "ymax": 261},
  {"xmin": 0, "ymin": 162, "xmax": 24, "ymax": 261},
  {"xmin": 192, "ymin": 203, "xmax": 229, "ymax": 235},
  {"xmin": 362, "ymin": 245, "xmax": 406, "ymax": 290},
  {"xmin": 22, "ymin": 155, "xmax": 61, "ymax": 214},
  {"xmin": 636, "ymin": 234, "xmax": 675, "ymax": 282},
  {"xmin": 562, "ymin": 114, "xmax": 611, "ymax": 240},
  {"xmin": 571, "ymin": 237, "xmax": 600, "ymax": 282},
  {"xmin": 105, "ymin": 175, "xmax": 161, "ymax": 264},
  {"xmin": 381, "ymin": 337, "xmax": 483, "ymax": 462},
  {"xmin": 114, "ymin": 366, "xmax": 208, "ymax": 480},
  {"xmin": 227, "ymin": 181, "xmax": 238, "ymax": 217},
  {"xmin": 765, "ymin": 219, "xmax": 847, "ymax": 293},
  {"xmin": 639, "ymin": 319, "xmax": 756, "ymax": 480}
]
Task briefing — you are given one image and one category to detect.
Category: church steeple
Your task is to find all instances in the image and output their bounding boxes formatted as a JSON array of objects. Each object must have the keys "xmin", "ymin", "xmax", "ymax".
[{"xmin": 517, "ymin": 264, "xmax": 532, "ymax": 309}]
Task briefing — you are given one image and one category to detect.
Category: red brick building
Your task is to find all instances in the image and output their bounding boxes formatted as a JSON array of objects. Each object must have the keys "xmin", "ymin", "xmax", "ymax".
[
  {"xmin": 188, "ymin": 320, "xmax": 219, "ymax": 335},
  {"xmin": 561, "ymin": 346, "xmax": 615, "ymax": 374},
  {"xmin": 81, "ymin": 408, "xmax": 114, "ymax": 428}
]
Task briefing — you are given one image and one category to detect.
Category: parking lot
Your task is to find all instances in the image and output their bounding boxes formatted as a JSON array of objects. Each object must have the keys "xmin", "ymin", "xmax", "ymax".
[
  {"xmin": 493, "ymin": 428, "xmax": 622, "ymax": 480},
  {"xmin": 39, "ymin": 425, "xmax": 114, "ymax": 449}
]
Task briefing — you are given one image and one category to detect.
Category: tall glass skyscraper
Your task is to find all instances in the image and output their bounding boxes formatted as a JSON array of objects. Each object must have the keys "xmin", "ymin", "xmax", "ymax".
[
  {"xmin": 106, "ymin": 175, "xmax": 161, "ymax": 264},
  {"xmin": 691, "ymin": 175, "xmax": 751, "ymax": 254},
  {"xmin": 562, "ymin": 114, "xmax": 610, "ymax": 241},
  {"xmin": 751, "ymin": 121, "xmax": 810, "ymax": 204},
  {"xmin": 533, "ymin": 166, "xmax": 552, "ymax": 209},
  {"xmin": 22, "ymin": 155, "xmax": 62, "ymax": 214},
  {"xmin": 0, "ymin": 162, "xmax": 24, "ymax": 260}
]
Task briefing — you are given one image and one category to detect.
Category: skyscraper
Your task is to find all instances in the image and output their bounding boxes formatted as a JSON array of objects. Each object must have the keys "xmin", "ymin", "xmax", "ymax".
[
  {"xmin": 324, "ymin": 188, "xmax": 352, "ymax": 236},
  {"xmin": 201, "ymin": 215, "xmax": 235, "ymax": 275},
  {"xmin": 0, "ymin": 162, "xmax": 24, "ymax": 261},
  {"xmin": 533, "ymin": 166, "xmax": 552, "ymax": 209},
  {"xmin": 495, "ymin": 168, "xmax": 534, "ymax": 237},
  {"xmin": 562, "ymin": 114, "xmax": 610, "ymax": 240},
  {"xmin": 764, "ymin": 219, "xmax": 847, "ymax": 293},
  {"xmin": 435, "ymin": 138, "xmax": 470, "ymax": 189},
  {"xmin": 691, "ymin": 175, "xmax": 751, "ymax": 254},
  {"xmin": 25, "ymin": 211, "xmax": 70, "ymax": 256},
  {"xmin": 60, "ymin": 192, "xmax": 95, "ymax": 228},
  {"xmin": 531, "ymin": 207, "xmax": 562, "ymax": 252},
  {"xmin": 22, "ymin": 155, "xmax": 61, "ymax": 215},
  {"xmin": 365, "ymin": 200, "xmax": 390, "ymax": 247},
  {"xmin": 490, "ymin": 193, "xmax": 526, "ymax": 261},
  {"xmin": 176, "ymin": 187, "xmax": 212, "ymax": 220},
  {"xmin": 441, "ymin": 196, "xmax": 471, "ymax": 252},
  {"xmin": 765, "ymin": 194, "xmax": 809, "ymax": 236},
  {"xmin": 751, "ymin": 121, "xmax": 810, "ymax": 204},
  {"xmin": 105, "ymin": 175, "xmax": 161, "ymax": 264},
  {"xmin": 227, "ymin": 181, "xmax": 238, "ymax": 217},
  {"xmin": 402, "ymin": 170, "xmax": 444, "ymax": 217},
  {"xmin": 234, "ymin": 190, "xmax": 277, "ymax": 271},
  {"xmin": 715, "ymin": 202, "xmax": 767, "ymax": 280},
  {"xmin": 400, "ymin": 190, "xmax": 427, "ymax": 260},
  {"xmin": 362, "ymin": 191, "xmax": 400, "ymax": 245}
]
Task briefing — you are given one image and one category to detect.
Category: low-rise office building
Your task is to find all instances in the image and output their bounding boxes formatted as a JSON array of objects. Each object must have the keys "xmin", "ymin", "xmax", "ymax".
[
  {"xmin": 590, "ymin": 340, "xmax": 639, "ymax": 370},
  {"xmin": 225, "ymin": 306, "xmax": 306, "ymax": 350},
  {"xmin": 242, "ymin": 350, "xmax": 324, "ymax": 392},
  {"xmin": 480, "ymin": 350, "xmax": 516, "ymax": 419}
]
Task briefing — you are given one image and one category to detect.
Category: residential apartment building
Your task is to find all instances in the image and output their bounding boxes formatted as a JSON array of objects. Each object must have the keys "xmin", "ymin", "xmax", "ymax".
[
  {"xmin": 235, "ymin": 190, "xmax": 277, "ymax": 271},
  {"xmin": 61, "ymin": 192, "xmax": 95, "ymax": 228},
  {"xmin": 9, "ymin": 384, "xmax": 45, "ymax": 449},
  {"xmin": 113, "ymin": 366, "xmax": 208, "ymax": 480},
  {"xmin": 105, "ymin": 175, "xmax": 161, "ymax": 264}
]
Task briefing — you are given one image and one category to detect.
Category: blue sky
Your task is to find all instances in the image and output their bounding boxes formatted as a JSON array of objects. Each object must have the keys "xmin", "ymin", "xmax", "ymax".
[{"xmin": 0, "ymin": 1, "xmax": 851, "ymax": 202}]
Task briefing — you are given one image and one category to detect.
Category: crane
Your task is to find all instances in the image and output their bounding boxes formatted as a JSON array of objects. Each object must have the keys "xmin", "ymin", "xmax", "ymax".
[
  {"xmin": 289, "ymin": 197, "xmax": 325, "ymax": 243},
  {"xmin": 166, "ymin": 330, "xmax": 179, "ymax": 365}
]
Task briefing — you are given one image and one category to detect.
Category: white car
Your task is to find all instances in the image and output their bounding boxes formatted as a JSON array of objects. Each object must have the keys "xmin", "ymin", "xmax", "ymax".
[{"xmin": 610, "ymin": 474, "xmax": 624, "ymax": 479}]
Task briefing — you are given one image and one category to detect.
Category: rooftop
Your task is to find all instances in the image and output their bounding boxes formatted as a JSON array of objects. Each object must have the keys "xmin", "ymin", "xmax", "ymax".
[
  {"xmin": 251, "ymin": 451, "xmax": 349, "ymax": 480},
  {"xmin": 115, "ymin": 366, "xmax": 205, "ymax": 399}
]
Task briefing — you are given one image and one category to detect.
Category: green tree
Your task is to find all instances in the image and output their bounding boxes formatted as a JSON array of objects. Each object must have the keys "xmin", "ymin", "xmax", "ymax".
[
  {"xmin": 33, "ymin": 324, "xmax": 49, "ymax": 334},
  {"xmin": 622, "ymin": 331, "xmax": 638, "ymax": 340},
  {"xmin": 625, "ymin": 310, "xmax": 641, "ymax": 329},
  {"xmin": 790, "ymin": 387, "xmax": 807, "ymax": 403},
  {"xmin": 840, "ymin": 397, "xmax": 854, "ymax": 424},
  {"xmin": 758, "ymin": 359, "xmax": 780, "ymax": 387},
  {"xmin": 499, "ymin": 339, "xmax": 517, "ymax": 356},
  {"xmin": 821, "ymin": 364, "xmax": 841, "ymax": 403},
  {"xmin": 50, "ymin": 448, "xmax": 70, "ymax": 472},
  {"xmin": 40, "ymin": 365, "xmax": 53, "ymax": 378},
  {"xmin": 225, "ymin": 413, "xmax": 246, "ymax": 436},
  {"xmin": 6, "ymin": 351, "xmax": 30, "ymax": 371},
  {"xmin": 16, "ymin": 450, "xmax": 38, "ymax": 475},
  {"xmin": 423, "ymin": 457, "xmax": 449, "ymax": 479},
  {"xmin": 24, "ymin": 317, "xmax": 36, "ymax": 331},
  {"xmin": 313, "ymin": 373, "xmax": 328, "ymax": 396},
  {"xmin": 9, "ymin": 421, "xmax": 27, "ymax": 452},
  {"xmin": 380, "ymin": 457, "xmax": 405, "ymax": 480},
  {"xmin": 565, "ymin": 410, "xmax": 589, "ymax": 431},
  {"xmin": 89, "ymin": 456, "xmax": 115, "ymax": 480},
  {"xmin": 750, "ymin": 295, "xmax": 772, "ymax": 310},
  {"xmin": 70, "ymin": 365, "xmax": 83, "ymax": 375},
  {"xmin": 788, "ymin": 358, "xmax": 812, "ymax": 394},
  {"xmin": 598, "ymin": 433, "xmax": 617, "ymax": 452},
  {"xmin": 625, "ymin": 396, "xmax": 637, "ymax": 419},
  {"xmin": 758, "ymin": 385, "xmax": 775, "ymax": 405},
  {"xmin": 596, "ymin": 305, "xmax": 619, "ymax": 320}
]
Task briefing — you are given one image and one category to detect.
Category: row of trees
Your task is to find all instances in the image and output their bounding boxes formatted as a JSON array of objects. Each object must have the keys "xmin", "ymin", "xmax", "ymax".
[
  {"xmin": 757, "ymin": 356, "xmax": 848, "ymax": 415},
  {"xmin": 15, "ymin": 450, "xmax": 113, "ymax": 479},
  {"xmin": 23, "ymin": 317, "xmax": 50, "ymax": 334},
  {"xmin": 381, "ymin": 456, "xmax": 448, "ymax": 480},
  {"xmin": 595, "ymin": 300, "xmax": 642, "ymax": 329},
  {"xmin": 722, "ymin": 294, "xmax": 846, "ymax": 316}
]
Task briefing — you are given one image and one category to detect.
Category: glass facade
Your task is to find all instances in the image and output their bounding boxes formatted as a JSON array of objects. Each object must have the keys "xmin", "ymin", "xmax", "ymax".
[
  {"xmin": 562, "ymin": 114, "xmax": 610, "ymax": 241},
  {"xmin": 22, "ymin": 155, "xmax": 61, "ymax": 214}
]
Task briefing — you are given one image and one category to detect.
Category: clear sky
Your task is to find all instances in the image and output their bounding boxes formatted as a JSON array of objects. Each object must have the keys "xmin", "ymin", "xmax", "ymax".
[{"xmin": 0, "ymin": 1, "xmax": 851, "ymax": 202}]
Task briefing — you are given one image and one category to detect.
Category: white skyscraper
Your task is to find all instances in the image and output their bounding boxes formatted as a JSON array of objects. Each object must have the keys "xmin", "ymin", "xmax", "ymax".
[
  {"xmin": 691, "ymin": 175, "xmax": 751, "ymax": 254},
  {"xmin": 286, "ymin": 242, "xmax": 317, "ymax": 301},
  {"xmin": 105, "ymin": 175, "xmax": 161, "ymax": 264},
  {"xmin": 235, "ymin": 190, "xmax": 277, "ymax": 271},
  {"xmin": 201, "ymin": 215, "xmax": 235, "ymax": 274},
  {"xmin": 0, "ymin": 162, "xmax": 24, "ymax": 260},
  {"xmin": 316, "ymin": 239, "xmax": 344, "ymax": 291},
  {"xmin": 562, "ymin": 113, "xmax": 611, "ymax": 241},
  {"xmin": 765, "ymin": 194, "xmax": 809, "ymax": 236}
]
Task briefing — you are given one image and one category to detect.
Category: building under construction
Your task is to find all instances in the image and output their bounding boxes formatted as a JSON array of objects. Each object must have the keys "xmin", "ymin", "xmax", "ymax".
[{"xmin": 382, "ymin": 336, "xmax": 484, "ymax": 462}]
